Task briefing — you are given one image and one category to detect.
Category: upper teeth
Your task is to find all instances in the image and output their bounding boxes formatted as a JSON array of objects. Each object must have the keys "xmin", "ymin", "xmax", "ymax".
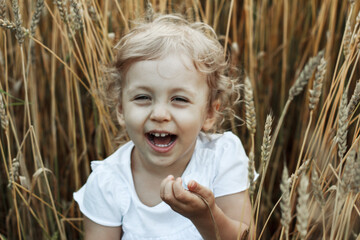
[{"xmin": 153, "ymin": 133, "xmax": 168, "ymax": 137}]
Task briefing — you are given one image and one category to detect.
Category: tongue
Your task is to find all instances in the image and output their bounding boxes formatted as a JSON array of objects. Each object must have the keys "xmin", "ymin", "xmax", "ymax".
[{"xmin": 153, "ymin": 135, "xmax": 172, "ymax": 145}]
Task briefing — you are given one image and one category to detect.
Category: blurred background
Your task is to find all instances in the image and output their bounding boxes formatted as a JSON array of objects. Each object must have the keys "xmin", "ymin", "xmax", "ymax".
[{"xmin": 0, "ymin": 0, "xmax": 359, "ymax": 239}]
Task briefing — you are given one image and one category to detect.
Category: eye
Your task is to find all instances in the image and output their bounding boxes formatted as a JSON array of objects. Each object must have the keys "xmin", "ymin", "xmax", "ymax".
[
  {"xmin": 171, "ymin": 96, "xmax": 189, "ymax": 103},
  {"xmin": 133, "ymin": 95, "xmax": 151, "ymax": 102}
]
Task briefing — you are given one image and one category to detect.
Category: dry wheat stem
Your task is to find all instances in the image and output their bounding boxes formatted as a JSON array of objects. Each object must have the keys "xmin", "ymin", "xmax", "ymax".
[
  {"xmin": 296, "ymin": 174, "xmax": 309, "ymax": 240},
  {"xmin": 280, "ymin": 166, "xmax": 291, "ymax": 240}
]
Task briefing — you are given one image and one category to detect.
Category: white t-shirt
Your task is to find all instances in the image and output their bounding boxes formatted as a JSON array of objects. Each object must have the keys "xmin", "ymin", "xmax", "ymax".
[{"xmin": 74, "ymin": 131, "xmax": 254, "ymax": 239}]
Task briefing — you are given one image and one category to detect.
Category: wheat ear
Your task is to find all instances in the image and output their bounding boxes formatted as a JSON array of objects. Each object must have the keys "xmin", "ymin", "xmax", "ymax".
[
  {"xmin": 280, "ymin": 165, "xmax": 291, "ymax": 240},
  {"xmin": 296, "ymin": 174, "xmax": 309, "ymax": 240},
  {"xmin": 340, "ymin": 149, "xmax": 356, "ymax": 194},
  {"xmin": 309, "ymin": 58, "xmax": 327, "ymax": 110},
  {"xmin": 69, "ymin": 0, "xmax": 83, "ymax": 30},
  {"xmin": 248, "ymin": 151, "xmax": 255, "ymax": 197},
  {"xmin": 145, "ymin": 0, "xmax": 154, "ymax": 22},
  {"xmin": 354, "ymin": 149, "xmax": 360, "ymax": 192},
  {"xmin": 0, "ymin": 94, "xmax": 8, "ymax": 130},
  {"xmin": 347, "ymin": 80, "xmax": 360, "ymax": 114},
  {"xmin": 7, "ymin": 157, "xmax": 20, "ymax": 189},
  {"xmin": 11, "ymin": 0, "xmax": 24, "ymax": 44},
  {"xmin": 56, "ymin": 0, "xmax": 68, "ymax": 24},
  {"xmin": 0, "ymin": 18, "xmax": 28, "ymax": 34},
  {"xmin": 336, "ymin": 91, "xmax": 349, "ymax": 159},
  {"xmin": 343, "ymin": 21, "xmax": 352, "ymax": 57},
  {"xmin": 289, "ymin": 50, "xmax": 324, "ymax": 101},
  {"xmin": 244, "ymin": 76, "xmax": 256, "ymax": 135},
  {"xmin": 260, "ymin": 114, "xmax": 273, "ymax": 173},
  {"xmin": 0, "ymin": 0, "xmax": 6, "ymax": 19},
  {"xmin": 30, "ymin": 0, "xmax": 44, "ymax": 36},
  {"xmin": 311, "ymin": 168, "xmax": 325, "ymax": 207}
]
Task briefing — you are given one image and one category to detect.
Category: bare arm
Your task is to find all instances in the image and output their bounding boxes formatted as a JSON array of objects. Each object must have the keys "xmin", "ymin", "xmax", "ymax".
[
  {"xmin": 160, "ymin": 176, "xmax": 252, "ymax": 240},
  {"xmin": 83, "ymin": 216, "xmax": 122, "ymax": 240}
]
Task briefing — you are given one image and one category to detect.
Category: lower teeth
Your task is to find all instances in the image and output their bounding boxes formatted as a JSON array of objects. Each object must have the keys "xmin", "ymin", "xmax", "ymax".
[{"xmin": 154, "ymin": 141, "xmax": 173, "ymax": 147}]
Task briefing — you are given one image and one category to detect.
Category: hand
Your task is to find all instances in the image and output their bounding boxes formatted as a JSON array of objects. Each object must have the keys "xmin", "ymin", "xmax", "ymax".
[{"xmin": 160, "ymin": 175, "xmax": 215, "ymax": 221}]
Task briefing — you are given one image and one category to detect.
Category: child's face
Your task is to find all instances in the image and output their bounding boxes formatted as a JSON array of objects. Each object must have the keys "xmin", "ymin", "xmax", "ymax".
[{"xmin": 119, "ymin": 53, "xmax": 215, "ymax": 171}]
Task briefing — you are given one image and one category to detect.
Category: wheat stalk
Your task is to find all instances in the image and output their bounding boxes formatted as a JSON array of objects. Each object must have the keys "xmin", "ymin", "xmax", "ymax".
[
  {"xmin": 309, "ymin": 58, "xmax": 327, "ymax": 110},
  {"xmin": 336, "ymin": 91, "xmax": 349, "ymax": 159},
  {"xmin": 296, "ymin": 174, "xmax": 309, "ymax": 240},
  {"xmin": 280, "ymin": 165, "xmax": 291, "ymax": 240},
  {"xmin": 347, "ymin": 80, "xmax": 360, "ymax": 114},
  {"xmin": 244, "ymin": 76, "xmax": 256, "ymax": 135}
]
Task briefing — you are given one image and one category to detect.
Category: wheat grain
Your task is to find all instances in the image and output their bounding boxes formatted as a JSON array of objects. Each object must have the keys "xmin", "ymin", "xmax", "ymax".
[
  {"xmin": 244, "ymin": 76, "xmax": 256, "ymax": 135},
  {"xmin": 311, "ymin": 168, "xmax": 325, "ymax": 207},
  {"xmin": 309, "ymin": 58, "xmax": 327, "ymax": 110},
  {"xmin": 280, "ymin": 165, "xmax": 291, "ymax": 240},
  {"xmin": 0, "ymin": 94, "xmax": 8, "ymax": 130},
  {"xmin": 347, "ymin": 80, "xmax": 360, "ymax": 114},
  {"xmin": 261, "ymin": 114, "xmax": 273, "ymax": 168},
  {"xmin": 289, "ymin": 159, "xmax": 310, "ymax": 185},
  {"xmin": 336, "ymin": 91, "xmax": 349, "ymax": 159},
  {"xmin": 289, "ymin": 50, "xmax": 324, "ymax": 101},
  {"xmin": 0, "ymin": 0, "xmax": 6, "ymax": 19},
  {"xmin": 296, "ymin": 174, "xmax": 309, "ymax": 240},
  {"xmin": 30, "ymin": 0, "xmax": 44, "ymax": 36},
  {"xmin": 11, "ymin": 0, "xmax": 24, "ymax": 44}
]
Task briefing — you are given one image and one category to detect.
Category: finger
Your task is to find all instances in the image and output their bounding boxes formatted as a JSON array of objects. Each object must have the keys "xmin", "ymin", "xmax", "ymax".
[
  {"xmin": 160, "ymin": 175, "xmax": 174, "ymax": 199},
  {"xmin": 172, "ymin": 177, "xmax": 193, "ymax": 203},
  {"xmin": 187, "ymin": 180, "xmax": 213, "ymax": 200},
  {"xmin": 161, "ymin": 177, "xmax": 176, "ymax": 203}
]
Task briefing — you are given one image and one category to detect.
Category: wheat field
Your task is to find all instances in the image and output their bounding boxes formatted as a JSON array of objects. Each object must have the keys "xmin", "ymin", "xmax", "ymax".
[{"xmin": 0, "ymin": 0, "xmax": 359, "ymax": 239}]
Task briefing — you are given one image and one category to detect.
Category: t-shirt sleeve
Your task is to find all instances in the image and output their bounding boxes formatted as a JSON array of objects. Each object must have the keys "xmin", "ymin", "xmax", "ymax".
[
  {"xmin": 213, "ymin": 132, "xmax": 256, "ymax": 198},
  {"xmin": 73, "ymin": 165, "xmax": 130, "ymax": 227}
]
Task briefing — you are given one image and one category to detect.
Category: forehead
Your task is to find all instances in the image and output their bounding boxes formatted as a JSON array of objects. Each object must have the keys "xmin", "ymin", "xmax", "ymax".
[{"xmin": 124, "ymin": 53, "xmax": 205, "ymax": 86}]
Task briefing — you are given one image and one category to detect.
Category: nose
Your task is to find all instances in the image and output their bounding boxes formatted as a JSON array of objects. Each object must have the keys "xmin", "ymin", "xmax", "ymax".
[{"xmin": 149, "ymin": 102, "xmax": 171, "ymax": 122}]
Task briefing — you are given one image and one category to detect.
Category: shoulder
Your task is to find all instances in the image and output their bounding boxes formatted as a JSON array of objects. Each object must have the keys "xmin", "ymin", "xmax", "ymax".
[{"xmin": 197, "ymin": 131, "xmax": 245, "ymax": 155}]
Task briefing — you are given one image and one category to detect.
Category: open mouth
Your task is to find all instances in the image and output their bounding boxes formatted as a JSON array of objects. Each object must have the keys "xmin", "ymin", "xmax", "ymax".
[{"xmin": 146, "ymin": 132, "xmax": 177, "ymax": 149}]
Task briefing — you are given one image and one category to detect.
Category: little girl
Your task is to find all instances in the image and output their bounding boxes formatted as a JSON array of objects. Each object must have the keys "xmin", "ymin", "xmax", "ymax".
[{"xmin": 74, "ymin": 13, "xmax": 254, "ymax": 240}]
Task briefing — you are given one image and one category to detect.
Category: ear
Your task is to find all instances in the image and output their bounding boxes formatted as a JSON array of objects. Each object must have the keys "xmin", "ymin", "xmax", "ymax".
[
  {"xmin": 116, "ymin": 104, "xmax": 125, "ymax": 127},
  {"xmin": 202, "ymin": 100, "xmax": 220, "ymax": 132}
]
